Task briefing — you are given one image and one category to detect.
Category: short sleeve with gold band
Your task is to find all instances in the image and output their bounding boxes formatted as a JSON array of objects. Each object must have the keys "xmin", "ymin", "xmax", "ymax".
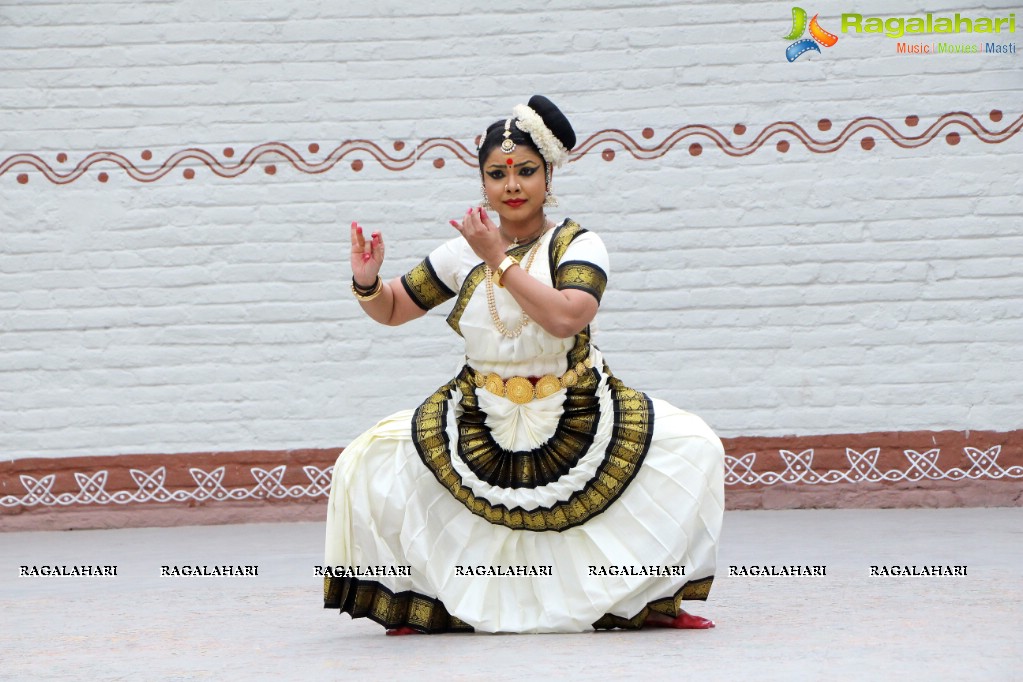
[
  {"xmin": 399, "ymin": 237, "xmax": 464, "ymax": 311},
  {"xmin": 555, "ymin": 260, "xmax": 608, "ymax": 303},
  {"xmin": 401, "ymin": 257, "xmax": 456, "ymax": 312},
  {"xmin": 553, "ymin": 230, "xmax": 610, "ymax": 303}
]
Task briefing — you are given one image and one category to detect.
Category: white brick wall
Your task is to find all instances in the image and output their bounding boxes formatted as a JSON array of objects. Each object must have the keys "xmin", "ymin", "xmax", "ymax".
[{"xmin": 1, "ymin": 0, "xmax": 1020, "ymax": 459}]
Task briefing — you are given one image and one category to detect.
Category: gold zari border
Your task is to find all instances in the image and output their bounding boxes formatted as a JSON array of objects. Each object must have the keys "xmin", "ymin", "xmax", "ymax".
[
  {"xmin": 556, "ymin": 260, "xmax": 608, "ymax": 303},
  {"xmin": 401, "ymin": 258, "xmax": 456, "ymax": 311},
  {"xmin": 411, "ymin": 368, "xmax": 653, "ymax": 532},
  {"xmin": 591, "ymin": 576, "xmax": 716, "ymax": 630},
  {"xmin": 450, "ymin": 327, "xmax": 601, "ymax": 490},
  {"xmin": 454, "ymin": 366, "xmax": 600, "ymax": 488},
  {"xmin": 446, "ymin": 241, "xmax": 533, "ymax": 336},
  {"xmin": 548, "ymin": 219, "xmax": 587, "ymax": 276},
  {"xmin": 447, "ymin": 219, "xmax": 587, "ymax": 336},
  {"xmin": 324, "ymin": 575, "xmax": 714, "ymax": 633},
  {"xmin": 324, "ymin": 576, "xmax": 473, "ymax": 633}
]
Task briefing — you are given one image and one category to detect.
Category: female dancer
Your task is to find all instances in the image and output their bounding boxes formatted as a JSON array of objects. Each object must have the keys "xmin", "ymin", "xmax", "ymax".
[{"xmin": 326, "ymin": 95, "xmax": 724, "ymax": 634}]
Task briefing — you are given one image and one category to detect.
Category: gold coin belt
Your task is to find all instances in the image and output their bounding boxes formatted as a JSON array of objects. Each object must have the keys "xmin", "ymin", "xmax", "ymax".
[
  {"xmin": 472, "ymin": 357, "xmax": 594, "ymax": 404},
  {"xmin": 483, "ymin": 229, "xmax": 547, "ymax": 338}
]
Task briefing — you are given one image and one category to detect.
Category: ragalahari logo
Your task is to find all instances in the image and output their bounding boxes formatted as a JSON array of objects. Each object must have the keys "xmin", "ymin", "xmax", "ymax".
[{"xmin": 784, "ymin": 7, "xmax": 839, "ymax": 61}]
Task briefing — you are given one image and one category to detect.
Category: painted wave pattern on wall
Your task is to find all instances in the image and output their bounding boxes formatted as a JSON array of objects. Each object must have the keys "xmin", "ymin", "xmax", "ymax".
[
  {"xmin": 1, "ymin": 111, "xmax": 1017, "ymax": 185},
  {"xmin": 1, "ymin": 445, "xmax": 1019, "ymax": 509}
]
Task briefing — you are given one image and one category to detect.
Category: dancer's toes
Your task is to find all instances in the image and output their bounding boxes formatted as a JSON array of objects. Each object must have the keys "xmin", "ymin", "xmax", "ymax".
[
  {"xmin": 643, "ymin": 610, "xmax": 715, "ymax": 629},
  {"xmin": 385, "ymin": 626, "xmax": 422, "ymax": 636},
  {"xmin": 674, "ymin": 610, "xmax": 715, "ymax": 629}
]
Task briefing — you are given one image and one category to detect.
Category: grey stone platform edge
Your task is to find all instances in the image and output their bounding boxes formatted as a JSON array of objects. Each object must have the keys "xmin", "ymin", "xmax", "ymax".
[{"xmin": 1, "ymin": 508, "xmax": 1020, "ymax": 682}]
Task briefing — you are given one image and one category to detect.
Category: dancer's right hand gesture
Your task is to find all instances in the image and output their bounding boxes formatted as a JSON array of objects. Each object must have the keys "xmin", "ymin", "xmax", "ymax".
[{"xmin": 351, "ymin": 221, "xmax": 384, "ymax": 287}]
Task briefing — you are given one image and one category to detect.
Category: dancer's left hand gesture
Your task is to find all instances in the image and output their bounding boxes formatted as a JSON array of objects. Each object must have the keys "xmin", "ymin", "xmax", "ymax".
[{"xmin": 450, "ymin": 207, "xmax": 505, "ymax": 267}]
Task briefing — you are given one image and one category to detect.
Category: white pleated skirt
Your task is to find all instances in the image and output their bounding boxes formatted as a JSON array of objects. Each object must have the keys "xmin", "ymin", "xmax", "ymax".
[{"xmin": 324, "ymin": 367, "xmax": 724, "ymax": 634}]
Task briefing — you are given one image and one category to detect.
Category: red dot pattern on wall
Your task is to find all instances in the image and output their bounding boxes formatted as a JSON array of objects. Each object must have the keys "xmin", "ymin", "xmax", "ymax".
[{"xmin": 1, "ymin": 111, "xmax": 1018, "ymax": 184}]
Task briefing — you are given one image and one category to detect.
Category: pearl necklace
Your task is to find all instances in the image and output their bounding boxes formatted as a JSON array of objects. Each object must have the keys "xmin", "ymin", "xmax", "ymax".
[{"xmin": 483, "ymin": 229, "xmax": 547, "ymax": 338}]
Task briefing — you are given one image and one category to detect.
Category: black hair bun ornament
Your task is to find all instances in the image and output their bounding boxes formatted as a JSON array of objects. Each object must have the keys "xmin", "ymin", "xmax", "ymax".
[
  {"xmin": 513, "ymin": 95, "xmax": 576, "ymax": 167},
  {"xmin": 527, "ymin": 95, "xmax": 576, "ymax": 151}
]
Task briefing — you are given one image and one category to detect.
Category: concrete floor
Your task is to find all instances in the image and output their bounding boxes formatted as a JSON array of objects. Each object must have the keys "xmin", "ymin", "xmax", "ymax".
[{"xmin": 1, "ymin": 507, "xmax": 1021, "ymax": 681}]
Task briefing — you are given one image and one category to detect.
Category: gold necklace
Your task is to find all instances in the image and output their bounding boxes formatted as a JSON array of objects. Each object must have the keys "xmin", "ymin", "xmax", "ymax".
[{"xmin": 483, "ymin": 229, "xmax": 547, "ymax": 338}]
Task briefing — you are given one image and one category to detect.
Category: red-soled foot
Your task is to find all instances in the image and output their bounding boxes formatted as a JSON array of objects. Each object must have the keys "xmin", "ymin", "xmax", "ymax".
[
  {"xmin": 385, "ymin": 626, "xmax": 422, "ymax": 636},
  {"xmin": 673, "ymin": 611, "xmax": 715, "ymax": 629},
  {"xmin": 644, "ymin": 610, "xmax": 715, "ymax": 629}
]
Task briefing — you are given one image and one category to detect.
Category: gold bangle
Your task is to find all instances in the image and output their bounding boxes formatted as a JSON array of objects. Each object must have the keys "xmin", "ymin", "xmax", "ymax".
[
  {"xmin": 351, "ymin": 276, "xmax": 383, "ymax": 301},
  {"xmin": 492, "ymin": 256, "xmax": 519, "ymax": 288}
]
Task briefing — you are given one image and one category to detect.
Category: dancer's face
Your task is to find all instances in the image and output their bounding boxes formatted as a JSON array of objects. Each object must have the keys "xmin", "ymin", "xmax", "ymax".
[{"xmin": 481, "ymin": 146, "xmax": 548, "ymax": 225}]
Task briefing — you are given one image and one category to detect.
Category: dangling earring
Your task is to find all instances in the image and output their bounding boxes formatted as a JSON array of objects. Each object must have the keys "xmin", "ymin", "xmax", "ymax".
[
  {"xmin": 544, "ymin": 164, "xmax": 559, "ymax": 207},
  {"xmin": 480, "ymin": 184, "xmax": 493, "ymax": 210}
]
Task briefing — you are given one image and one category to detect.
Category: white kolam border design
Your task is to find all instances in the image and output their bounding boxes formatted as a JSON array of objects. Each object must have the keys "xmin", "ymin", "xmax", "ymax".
[
  {"xmin": 0, "ymin": 465, "xmax": 334, "ymax": 508},
  {"xmin": 725, "ymin": 446, "xmax": 1022, "ymax": 485},
  {"xmin": 1, "ymin": 446, "xmax": 1020, "ymax": 509}
]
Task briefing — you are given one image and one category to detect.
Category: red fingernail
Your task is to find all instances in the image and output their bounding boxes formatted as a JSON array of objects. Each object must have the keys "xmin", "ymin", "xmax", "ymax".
[
  {"xmin": 357, "ymin": 227, "xmax": 363, "ymax": 234},
  {"xmin": 362, "ymin": 254, "xmax": 370, "ymax": 262},
  {"xmin": 449, "ymin": 220, "xmax": 459, "ymax": 228}
]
